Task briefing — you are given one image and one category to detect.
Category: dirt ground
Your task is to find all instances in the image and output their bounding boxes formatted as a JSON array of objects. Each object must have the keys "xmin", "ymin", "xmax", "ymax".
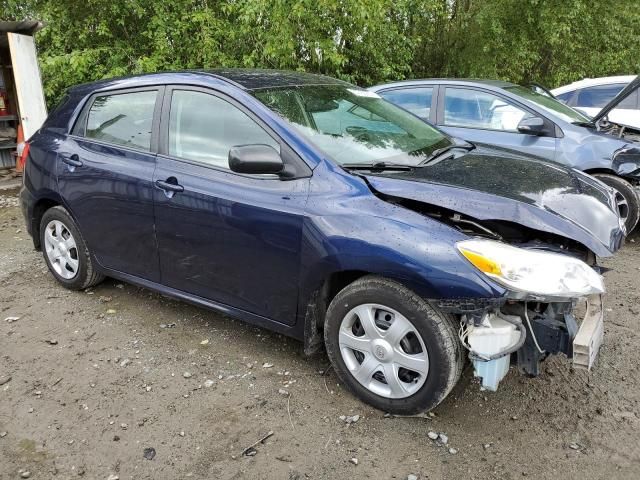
[{"xmin": 1, "ymin": 185, "xmax": 639, "ymax": 480}]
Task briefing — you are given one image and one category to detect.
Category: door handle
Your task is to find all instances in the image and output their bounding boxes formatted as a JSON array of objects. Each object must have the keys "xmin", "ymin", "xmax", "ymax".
[
  {"xmin": 61, "ymin": 154, "xmax": 83, "ymax": 168},
  {"xmin": 155, "ymin": 178, "xmax": 184, "ymax": 193}
]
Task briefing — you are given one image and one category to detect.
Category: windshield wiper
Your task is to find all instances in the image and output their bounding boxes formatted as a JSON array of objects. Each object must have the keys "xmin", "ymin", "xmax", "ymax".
[
  {"xmin": 341, "ymin": 161, "xmax": 414, "ymax": 171},
  {"xmin": 420, "ymin": 143, "xmax": 475, "ymax": 166}
]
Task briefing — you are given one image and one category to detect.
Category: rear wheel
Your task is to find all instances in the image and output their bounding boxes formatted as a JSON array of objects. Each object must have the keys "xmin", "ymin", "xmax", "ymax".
[
  {"xmin": 593, "ymin": 173, "xmax": 640, "ymax": 232},
  {"xmin": 40, "ymin": 206, "xmax": 104, "ymax": 290},
  {"xmin": 324, "ymin": 276, "xmax": 464, "ymax": 414}
]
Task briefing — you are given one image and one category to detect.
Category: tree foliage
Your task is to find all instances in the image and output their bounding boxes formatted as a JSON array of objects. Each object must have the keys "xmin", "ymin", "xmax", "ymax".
[{"xmin": 1, "ymin": 0, "xmax": 639, "ymax": 106}]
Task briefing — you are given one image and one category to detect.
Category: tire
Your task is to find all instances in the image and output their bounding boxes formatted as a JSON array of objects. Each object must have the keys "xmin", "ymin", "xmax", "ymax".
[
  {"xmin": 39, "ymin": 206, "xmax": 104, "ymax": 290},
  {"xmin": 593, "ymin": 173, "xmax": 640, "ymax": 232},
  {"xmin": 324, "ymin": 275, "xmax": 464, "ymax": 414}
]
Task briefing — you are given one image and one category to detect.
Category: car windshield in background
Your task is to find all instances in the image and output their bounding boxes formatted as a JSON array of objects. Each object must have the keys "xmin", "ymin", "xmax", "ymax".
[
  {"xmin": 505, "ymin": 86, "xmax": 591, "ymax": 124},
  {"xmin": 253, "ymin": 85, "xmax": 452, "ymax": 166}
]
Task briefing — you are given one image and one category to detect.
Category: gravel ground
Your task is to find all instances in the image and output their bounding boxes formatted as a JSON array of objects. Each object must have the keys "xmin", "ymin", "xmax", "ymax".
[{"xmin": 1, "ymin": 186, "xmax": 639, "ymax": 480}]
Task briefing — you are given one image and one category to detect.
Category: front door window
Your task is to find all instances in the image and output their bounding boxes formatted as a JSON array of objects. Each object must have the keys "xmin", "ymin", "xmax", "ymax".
[
  {"xmin": 168, "ymin": 90, "xmax": 280, "ymax": 169},
  {"xmin": 443, "ymin": 87, "xmax": 532, "ymax": 131}
]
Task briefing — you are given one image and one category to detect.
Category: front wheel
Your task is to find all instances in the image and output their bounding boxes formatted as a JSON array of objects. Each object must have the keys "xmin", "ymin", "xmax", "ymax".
[
  {"xmin": 593, "ymin": 173, "xmax": 640, "ymax": 232},
  {"xmin": 324, "ymin": 276, "xmax": 464, "ymax": 414}
]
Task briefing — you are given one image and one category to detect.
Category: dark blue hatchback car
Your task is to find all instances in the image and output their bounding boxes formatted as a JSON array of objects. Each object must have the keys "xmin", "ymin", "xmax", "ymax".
[{"xmin": 20, "ymin": 70, "xmax": 624, "ymax": 413}]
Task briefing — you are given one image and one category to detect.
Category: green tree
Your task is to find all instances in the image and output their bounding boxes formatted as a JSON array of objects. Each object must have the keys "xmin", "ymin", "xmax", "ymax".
[
  {"xmin": 411, "ymin": 0, "xmax": 640, "ymax": 86},
  {"xmin": 1, "ymin": 0, "xmax": 639, "ymax": 105}
]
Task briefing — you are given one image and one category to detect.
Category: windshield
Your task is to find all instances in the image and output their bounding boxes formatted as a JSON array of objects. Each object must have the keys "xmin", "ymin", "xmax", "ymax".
[
  {"xmin": 252, "ymin": 85, "xmax": 452, "ymax": 166},
  {"xmin": 505, "ymin": 86, "xmax": 591, "ymax": 123}
]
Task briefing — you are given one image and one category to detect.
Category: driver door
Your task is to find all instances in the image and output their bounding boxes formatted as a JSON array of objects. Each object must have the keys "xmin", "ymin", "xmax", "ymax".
[
  {"xmin": 153, "ymin": 87, "xmax": 310, "ymax": 325},
  {"xmin": 437, "ymin": 86, "xmax": 557, "ymax": 161}
]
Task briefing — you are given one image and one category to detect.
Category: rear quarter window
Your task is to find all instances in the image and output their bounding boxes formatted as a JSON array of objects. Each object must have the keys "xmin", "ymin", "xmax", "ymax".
[
  {"xmin": 47, "ymin": 92, "xmax": 70, "ymax": 118},
  {"xmin": 39, "ymin": 92, "xmax": 75, "ymax": 134}
]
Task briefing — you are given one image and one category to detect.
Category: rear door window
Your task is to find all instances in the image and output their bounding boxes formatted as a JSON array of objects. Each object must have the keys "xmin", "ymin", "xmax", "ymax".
[
  {"xmin": 84, "ymin": 90, "xmax": 157, "ymax": 151},
  {"xmin": 379, "ymin": 87, "xmax": 433, "ymax": 120}
]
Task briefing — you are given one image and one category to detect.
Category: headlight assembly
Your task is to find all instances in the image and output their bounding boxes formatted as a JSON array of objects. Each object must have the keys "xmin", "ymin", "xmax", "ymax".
[{"xmin": 457, "ymin": 239, "xmax": 604, "ymax": 298}]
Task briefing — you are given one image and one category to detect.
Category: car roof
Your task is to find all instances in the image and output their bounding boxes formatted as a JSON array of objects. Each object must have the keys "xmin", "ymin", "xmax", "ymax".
[
  {"xmin": 67, "ymin": 69, "xmax": 351, "ymax": 95},
  {"xmin": 369, "ymin": 78, "xmax": 518, "ymax": 91},
  {"xmin": 204, "ymin": 68, "xmax": 351, "ymax": 89},
  {"xmin": 551, "ymin": 75, "xmax": 636, "ymax": 95}
]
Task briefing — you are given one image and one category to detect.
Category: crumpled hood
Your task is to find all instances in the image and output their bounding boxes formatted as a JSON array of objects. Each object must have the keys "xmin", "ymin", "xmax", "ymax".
[{"xmin": 362, "ymin": 147, "xmax": 624, "ymax": 257}]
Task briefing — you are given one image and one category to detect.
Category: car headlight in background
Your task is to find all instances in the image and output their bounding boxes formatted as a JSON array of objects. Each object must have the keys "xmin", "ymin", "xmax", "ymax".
[{"xmin": 457, "ymin": 239, "xmax": 605, "ymax": 298}]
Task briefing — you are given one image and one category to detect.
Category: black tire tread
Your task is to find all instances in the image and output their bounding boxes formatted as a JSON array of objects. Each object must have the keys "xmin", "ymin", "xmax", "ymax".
[
  {"xmin": 324, "ymin": 275, "xmax": 464, "ymax": 414},
  {"xmin": 40, "ymin": 206, "xmax": 105, "ymax": 290}
]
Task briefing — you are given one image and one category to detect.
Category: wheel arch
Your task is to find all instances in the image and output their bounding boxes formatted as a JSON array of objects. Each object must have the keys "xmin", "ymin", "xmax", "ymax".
[
  {"xmin": 302, "ymin": 269, "xmax": 371, "ymax": 356},
  {"xmin": 297, "ymin": 226, "xmax": 504, "ymax": 355},
  {"xmin": 31, "ymin": 193, "xmax": 66, "ymax": 250},
  {"xmin": 300, "ymin": 267, "xmax": 456, "ymax": 356}
]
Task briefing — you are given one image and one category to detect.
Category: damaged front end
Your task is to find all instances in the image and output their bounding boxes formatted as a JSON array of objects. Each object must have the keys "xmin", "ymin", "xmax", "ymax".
[
  {"xmin": 459, "ymin": 294, "xmax": 604, "ymax": 391},
  {"xmin": 453, "ymin": 238, "xmax": 606, "ymax": 391},
  {"xmin": 358, "ymin": 150, "xmax": 622, "ymax": 391},
  {"xmin": 412, "ymin": 204, "xmax": 610, "ymax": 390},
  {"xmin": 404, "ymin": 200, "xmax": 610, "ymax": 391}
]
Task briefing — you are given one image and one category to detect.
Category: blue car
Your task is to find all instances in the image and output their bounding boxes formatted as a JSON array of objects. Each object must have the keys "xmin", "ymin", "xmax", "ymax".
[
  {"xmin": 370, "ymin": 77, "xmax": 640, "ymax": 231},
  {"xmin": 20, "ymin": 70, "xmax": 623, "ymax": 413}
]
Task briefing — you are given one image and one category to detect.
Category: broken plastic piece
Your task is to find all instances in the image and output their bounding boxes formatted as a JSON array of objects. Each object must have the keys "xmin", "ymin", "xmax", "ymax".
[
  {"xmin": 472, "ymin": 356, "xmax": 510, "ymax": 391},
  {"xmin": 467, "ymin": 313, "xmax": 521, "ymax": 391},
  {"xmin": 573, "ymin": 295, "xmax": 604, "ymax": 370}
]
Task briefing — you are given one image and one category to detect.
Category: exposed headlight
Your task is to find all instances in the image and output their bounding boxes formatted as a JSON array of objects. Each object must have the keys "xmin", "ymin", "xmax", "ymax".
[{"xmin": 457, "ymin": 239, "xmax": 604, "ymax": 298}]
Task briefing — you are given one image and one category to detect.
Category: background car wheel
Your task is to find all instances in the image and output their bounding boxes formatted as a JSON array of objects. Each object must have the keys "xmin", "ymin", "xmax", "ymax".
[
  {"xmin": 324, "ymin": 275, "xmax": 464, "ymax": 415},
  {"xmin": 593, "ymin": 173, "xmax": 640, "ymax": 232},
  {"xmin": 40, "ymin": 206, "xmax": 104, "ymax": 290}
]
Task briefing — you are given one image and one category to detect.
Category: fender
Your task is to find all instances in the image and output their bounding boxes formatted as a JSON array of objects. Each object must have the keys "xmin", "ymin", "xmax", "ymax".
[
  {"xmin": 612, "ymin": 145, "xmax": 640, "ymax": 180},
  {"xmin": 295, "ymin": 204, "xmax": 508, "ymax": 354},
  {"xmin": 294, "ymin": 163, "xmax": 508, "ymax": 349}
]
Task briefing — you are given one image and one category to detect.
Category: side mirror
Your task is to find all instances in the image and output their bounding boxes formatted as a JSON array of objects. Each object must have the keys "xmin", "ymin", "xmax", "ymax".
[
  {"xmin": 517, "ymin": 116, "xmax": 546, "ymax": 135},
  {"xmin": 518, "ymin": 117, "xmax": 545, "ymax": 135},
  {"xmin": 228, "ymin": 144, "xmax": 284, "ymax": 175}
]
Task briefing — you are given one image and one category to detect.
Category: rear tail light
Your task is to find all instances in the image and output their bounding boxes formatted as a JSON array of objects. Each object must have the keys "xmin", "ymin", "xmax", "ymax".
[{"xmin": 17, "ymin": 141, "xmax": 30, "ymax": 173}]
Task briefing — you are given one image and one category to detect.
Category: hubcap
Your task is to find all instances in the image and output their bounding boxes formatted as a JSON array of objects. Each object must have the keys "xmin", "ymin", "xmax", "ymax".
[
  {"xmin": 338, "ymin": 303, "xmax": 429, "ymax": 399},
  {"xmin": 44, "ymin": 220, "xmax": 79, "ymax": 280}
]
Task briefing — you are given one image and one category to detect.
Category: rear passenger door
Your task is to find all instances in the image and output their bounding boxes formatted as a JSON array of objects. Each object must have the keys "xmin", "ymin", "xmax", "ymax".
[
  {"xmin": 437, "ymin": 86, "xmax": 557, "ymax": 161},
  {"xmin": 57, "ymin": 87, "xmax": 163, "ymax": 281}
]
